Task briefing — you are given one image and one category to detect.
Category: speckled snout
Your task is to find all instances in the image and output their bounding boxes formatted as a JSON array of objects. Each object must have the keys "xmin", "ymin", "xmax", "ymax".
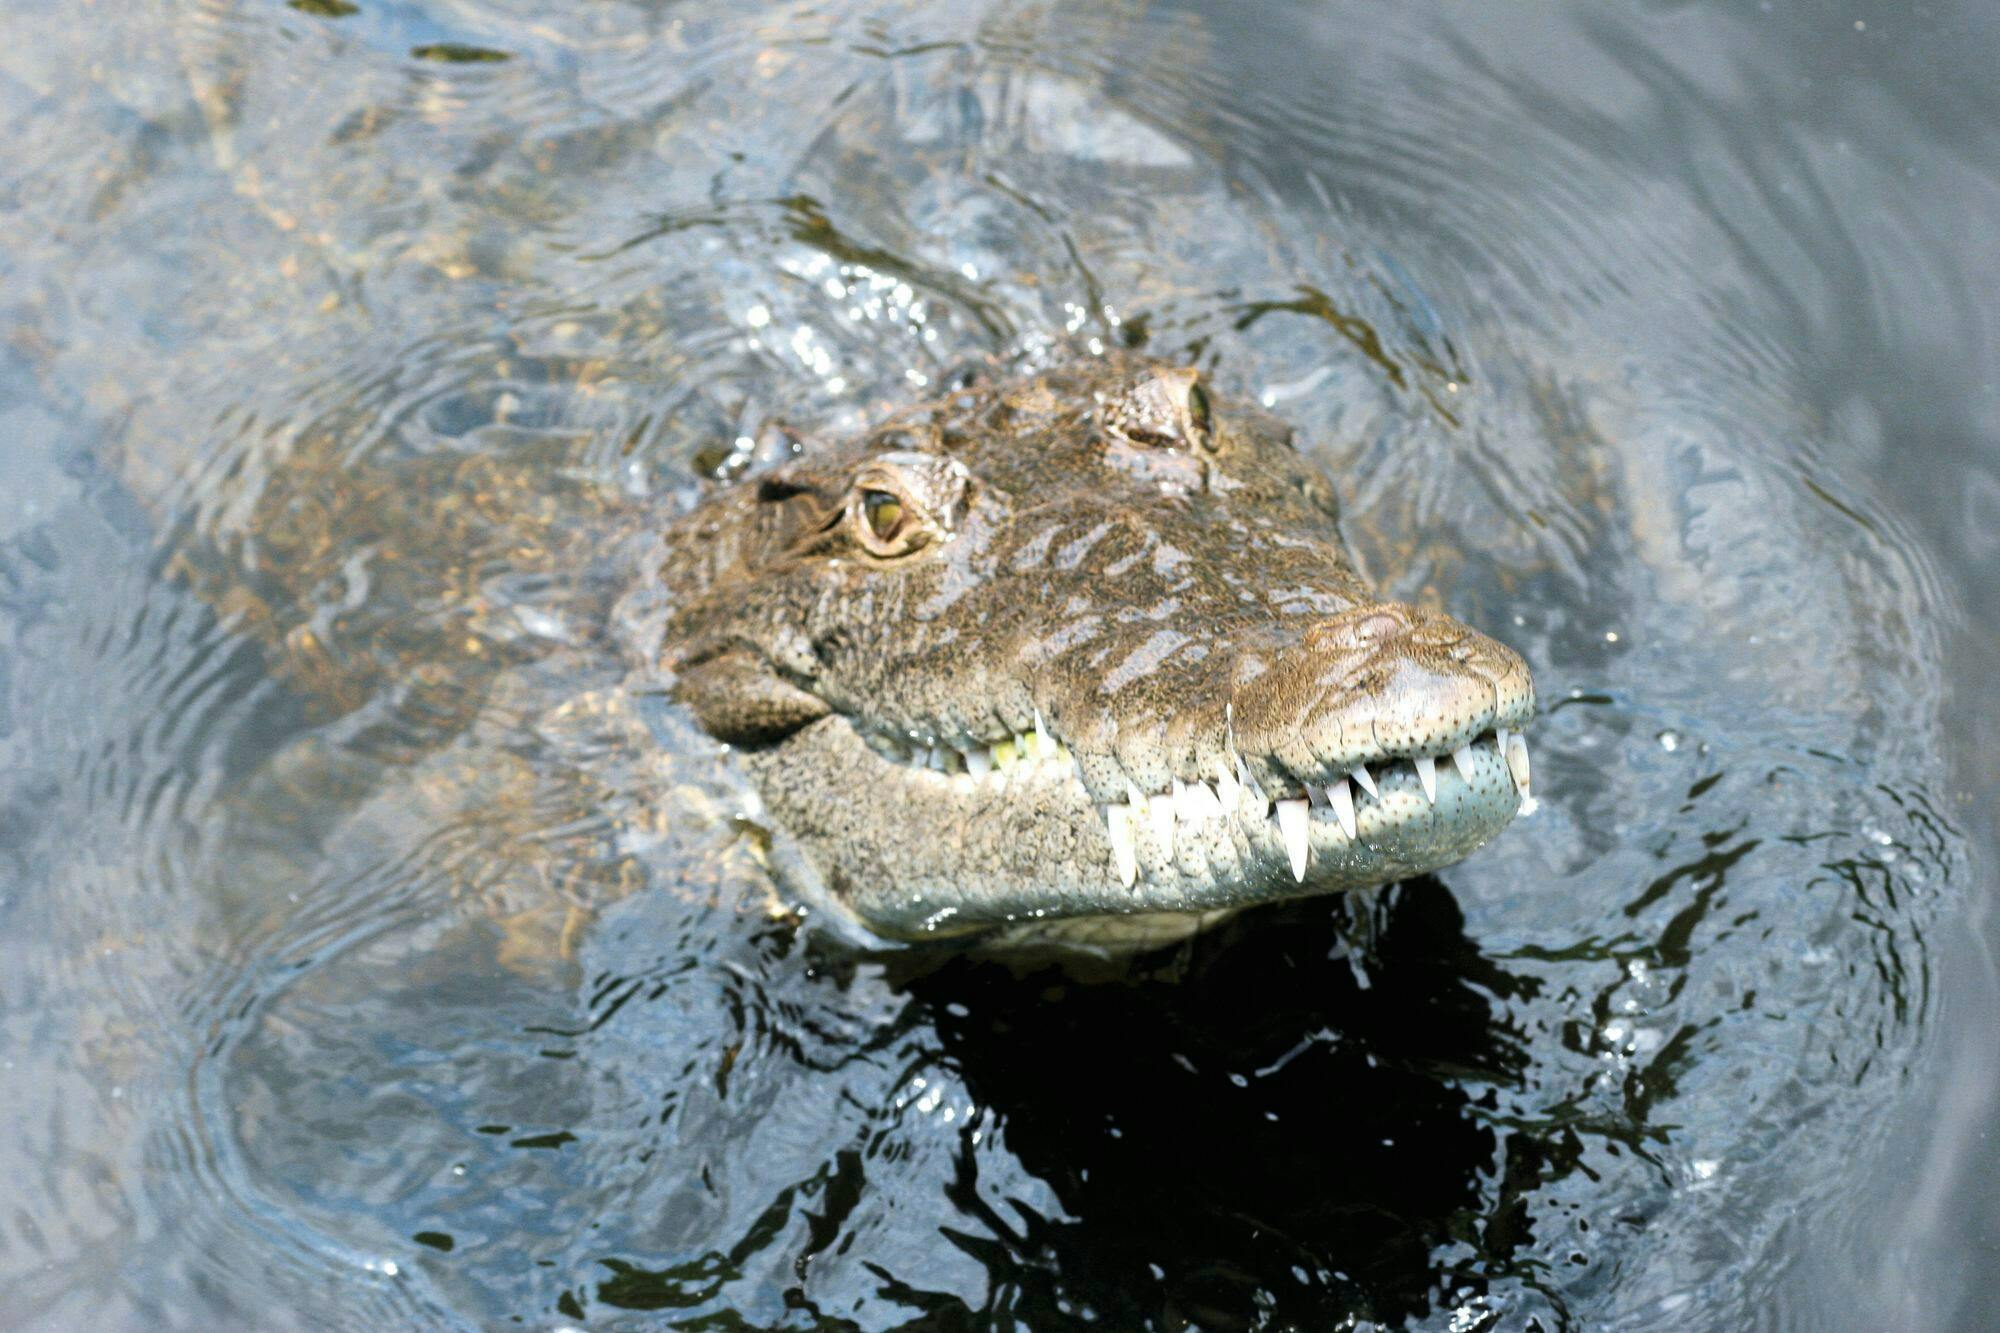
[
  {"xmin": 1243, "ymin": 601, "xmax": 1535, "ymax": 777},
  {"xmin": 1020, "ymin": 596, "xmax": 1537, "ymax": 896}
]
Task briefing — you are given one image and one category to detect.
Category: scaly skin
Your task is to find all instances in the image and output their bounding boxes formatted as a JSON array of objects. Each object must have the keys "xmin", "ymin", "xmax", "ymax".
[{"xmin": 660, "ymin": 358, "xmax": 1535, "ymax": 946}]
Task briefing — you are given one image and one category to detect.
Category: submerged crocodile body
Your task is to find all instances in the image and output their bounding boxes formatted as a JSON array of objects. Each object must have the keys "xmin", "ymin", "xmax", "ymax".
[{"xmin": 659, "ymin": 358, "xmax": 1535, "ymax": 947}]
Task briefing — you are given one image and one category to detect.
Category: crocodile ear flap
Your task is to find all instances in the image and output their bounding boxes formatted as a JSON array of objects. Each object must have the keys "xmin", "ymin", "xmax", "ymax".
[
  {"xmin": 750, "ymin": 465, "xmax": 846, "ymax": 558},
  {"xmin": 755, "ymin": 470, "xmax": 820, "ymax": 504},
  {"xmin": 673, "ymin": 647, "xmax": 832, "ymax": 744}
]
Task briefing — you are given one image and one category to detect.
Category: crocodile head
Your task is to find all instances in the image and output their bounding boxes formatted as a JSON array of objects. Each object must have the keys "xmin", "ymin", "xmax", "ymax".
[{"xmin": 659, "ymin": 359, "xmax": 1534, "ymax": 947}]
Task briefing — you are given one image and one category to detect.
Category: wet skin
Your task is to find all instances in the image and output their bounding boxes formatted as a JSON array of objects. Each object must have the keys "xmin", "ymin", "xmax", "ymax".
[{"xmin": 659, "ymin": 358, "xmax": 1535, "ymax": 947}]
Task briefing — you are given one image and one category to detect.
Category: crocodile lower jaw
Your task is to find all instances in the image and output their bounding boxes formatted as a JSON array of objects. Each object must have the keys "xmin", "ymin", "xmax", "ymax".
[{"xmin": 851, "ymin": 714, "xmax": 1533, "ymax": 898}]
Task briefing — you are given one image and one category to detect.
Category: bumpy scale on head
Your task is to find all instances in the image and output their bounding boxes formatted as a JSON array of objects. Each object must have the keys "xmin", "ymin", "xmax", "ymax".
[{"xmin": 659, "ymin": 359, "xmax": 1535, "ymax": 945}]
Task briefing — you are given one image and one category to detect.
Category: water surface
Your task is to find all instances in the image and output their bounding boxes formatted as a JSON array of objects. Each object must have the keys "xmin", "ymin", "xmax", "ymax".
[{"xmin": 2, "ymin": 0, "xmax": 1997, "ymax": 1328}]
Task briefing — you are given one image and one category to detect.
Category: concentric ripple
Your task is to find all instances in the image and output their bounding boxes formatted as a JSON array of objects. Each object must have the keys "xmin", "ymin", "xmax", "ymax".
[{"xmin": 0, "ymin": 0, "xmax": 1987, "ymax": 1328}]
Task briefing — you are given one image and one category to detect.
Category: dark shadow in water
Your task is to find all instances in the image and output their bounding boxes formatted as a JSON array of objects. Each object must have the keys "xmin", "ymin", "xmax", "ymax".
[{"xmin": 893, "ymin": 880, "xmax": 1541, "ymax": 1330}]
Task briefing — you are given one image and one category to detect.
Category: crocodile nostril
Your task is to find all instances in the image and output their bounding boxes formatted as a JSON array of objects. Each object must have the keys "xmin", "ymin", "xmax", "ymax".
[
  {"xmin": 1306, "ymin": 607, "xmax": 1412, "ymax": 653},
  {"xmin": 1339, "ymin": 609, "xmax": 1409, "ymax": 648},
  {"xmin": 1351, "ymin": 611, "xmax": 1404, "ymax": 641}
]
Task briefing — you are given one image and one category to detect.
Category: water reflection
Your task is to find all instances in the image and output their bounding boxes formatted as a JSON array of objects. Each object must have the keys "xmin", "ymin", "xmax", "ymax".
[
  {"xmin": 908, "ymin": 885, "xmax": 1528, "ymax": 1328},
  {"xmin": 0, "ymin": 0, "xmax": 1989, "ymax": 1327}
]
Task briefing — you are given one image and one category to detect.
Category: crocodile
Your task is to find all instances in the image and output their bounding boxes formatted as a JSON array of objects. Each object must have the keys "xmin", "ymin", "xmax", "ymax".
[{"xmin": 658, "ymin": 357, "xmax": 1535, "ymax": 948}]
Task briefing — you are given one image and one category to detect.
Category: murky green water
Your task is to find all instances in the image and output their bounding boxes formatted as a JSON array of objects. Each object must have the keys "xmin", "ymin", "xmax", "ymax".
[{"xmin": 3, "ymin": 0, "xmax": 1997, "ymax": 1328}]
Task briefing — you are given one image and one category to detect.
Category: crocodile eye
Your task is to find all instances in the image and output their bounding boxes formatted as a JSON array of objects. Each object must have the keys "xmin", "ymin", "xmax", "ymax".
[
  {"xmin": 1103, "ymin": 368, "xmax": 1216, "ymax": 453},
  {"xmin": 863, "ymin": 491, "xmax": 904, "ymax": 541},
  {"xmin": 852, "ymin": 484, "xmax": 927, "ymax": 558},
  {"xmin": 1188, "ymin": 381, "xmax": 1213, "ymax": 435},
  {"xmin": 844, "ymin": 451, "xmax": 965, "ymax": 560}
]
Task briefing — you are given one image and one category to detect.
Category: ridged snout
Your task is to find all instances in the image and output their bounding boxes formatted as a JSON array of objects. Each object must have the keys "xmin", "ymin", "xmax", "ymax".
[
  {"xmin": 1215, "ymin": 602, "xmax": 1533, "ymax": 785},
  {"xmin": 1045, "ymin": 599, "xmax": 1533, "ymax": 804}
]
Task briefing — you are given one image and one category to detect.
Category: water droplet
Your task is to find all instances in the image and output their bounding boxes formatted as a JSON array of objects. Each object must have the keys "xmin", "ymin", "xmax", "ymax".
[{"xmin": 1657, "ymin": 729, "xmax": 1681, "ymax": 752}]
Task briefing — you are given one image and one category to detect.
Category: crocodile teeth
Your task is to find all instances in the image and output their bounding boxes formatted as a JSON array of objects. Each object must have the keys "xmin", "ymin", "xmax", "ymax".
[
  {"xmin": 1275, "ymin": 798, "xmax": 1310, "ymax": 882},
  {"xmin": 1504, "ymin": 732, "xmax": 1531, "ymax": 797},
  {"xmin": 1148, "ymin": 791, "xmax": 1175, "ymax": 852},
  {"xmin": 1328, "ymin": 777, "xmax": 1357, "ymax": 840},
  {"xmin": 1105, "ymin": 803, "xmax": 1138, "ymax": 887},
  {"xmin": 1216, "ymin": 766, "xmax": 1242, "ymax": 812},
  {"xmin": 1236, "ymin": 754, "xmax": 1271, "ymax": 820},
  {"xmin": 964, "ymin": 747, "xmax": 993, "ymax": 777},
  {"xmin": 1349, "ymin": 763, "xmax": 1377, "ymax": 799},
  {"xmin": 1451, "ymin": 745, "xmax": 1477, "ymax": 786},
  {"xmin": 1413, "ymin": 755, "xmax": 1437, "ymax": 804},
  {"xmin": 1177, "ymin": 778, "xmax": 1223, "ymax": 823}
]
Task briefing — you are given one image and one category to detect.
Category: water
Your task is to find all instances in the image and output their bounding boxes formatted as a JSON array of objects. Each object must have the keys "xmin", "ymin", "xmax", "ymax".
[{"xmin": 1, "ymin": 0, "xmax": 1995, "ymax": 1327}]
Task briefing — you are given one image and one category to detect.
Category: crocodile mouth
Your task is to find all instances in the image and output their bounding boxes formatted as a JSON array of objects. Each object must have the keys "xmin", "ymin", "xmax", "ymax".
[{"xmin": 844, "ymin": 700, "xmax": 1534, "ymax": 911}]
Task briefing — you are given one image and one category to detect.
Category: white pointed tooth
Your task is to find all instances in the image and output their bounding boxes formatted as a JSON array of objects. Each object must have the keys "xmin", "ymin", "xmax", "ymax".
[
  {"xmin": 1329, "ymin": 778, "xmax": 1357, "ymax": 840},
  {"xmin": 1413, "ymin": 755, "xmax": 1437, "ymax": 804},
  {"xmin": 1275, "ymin": 798, "xmax": 1311, "ymax": 882},
  {"xmin": 1505, "ymin": 732, "xmax": 1531, "ymax": 797},
  {"xmin": 927, "ymin": 746, "xmax": 948, "ymax": 772},
  {"xmin": 964, "ymin": 746, "xmax": 994, "ymax": 777},
  {"xmin": 1104, "ymin": 803, "xmax": 1138, "ymax": 887},
  {"xmin": 1348, "ymin": 763, "xmax": 1377, "ymax": 799},
  {"xmin": 1148, "ymin": 791, "xmax": 1176, "ymax": 852},
  {"xmin": 1178, "ymin": 778, "xmax": 1223, "ymax": 822},
  {"xmin": 1216, "ymin": 767, "xmax": 1243, "ymax": 812},
  {"xmin": 1497, "ymin": 727, "xmax": 1515, "ymax": 754},
  {"xmin": 1452, "ymin": 745, "xmax": 1477, "ymax": 786},
  {"xmin": 1235, "ymin": 754, "xmax": 1270, "ymax": 819},
  {"xmin": 1125, "ymin": 777, "xmax": 1147, "ymax": 808}
]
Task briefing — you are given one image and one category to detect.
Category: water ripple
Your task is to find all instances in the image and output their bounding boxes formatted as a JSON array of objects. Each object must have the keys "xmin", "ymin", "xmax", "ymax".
[{"xmin": 0, "ymin": 0, "xmax": 1983, "ymax": 1327}]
